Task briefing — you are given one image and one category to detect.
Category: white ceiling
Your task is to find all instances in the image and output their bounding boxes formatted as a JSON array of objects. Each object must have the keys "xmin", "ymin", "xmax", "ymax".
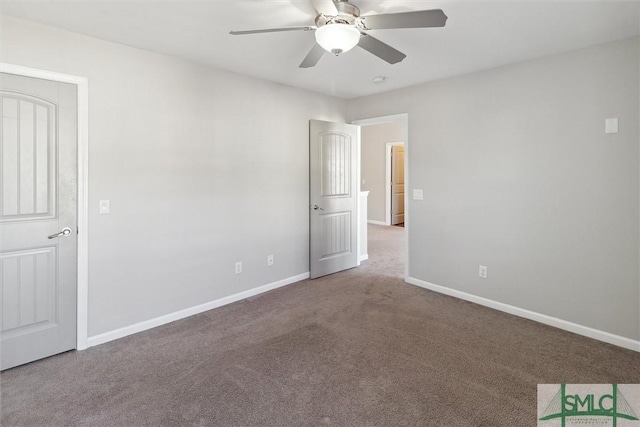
[{"xmin": 2, "ymin": 0, "xmax": 639, "ymax": 99}]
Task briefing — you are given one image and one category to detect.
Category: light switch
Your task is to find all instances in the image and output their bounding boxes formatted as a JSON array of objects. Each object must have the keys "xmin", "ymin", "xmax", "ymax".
[
  {"xmin": 413, "ymin": 189, "xmax": 424, "ymax": 200},
  {"xmin": 605, "ymin": 118, "xmax": 619, "ymax": 134},
  {"xmin": 99, "ymin": 200, "xmax": 110, "ymax": 214}
]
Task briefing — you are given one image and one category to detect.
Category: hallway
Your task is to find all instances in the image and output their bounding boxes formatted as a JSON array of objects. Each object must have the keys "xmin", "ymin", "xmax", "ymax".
[{"xmin": 363, "ymin": 223, "xmax": 405, "ymax": 278}]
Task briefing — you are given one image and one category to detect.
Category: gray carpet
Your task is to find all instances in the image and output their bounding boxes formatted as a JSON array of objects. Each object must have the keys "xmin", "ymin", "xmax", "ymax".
[{"xmin": 1, "ymin": 224, "xmax": 639, "ymax": 426}]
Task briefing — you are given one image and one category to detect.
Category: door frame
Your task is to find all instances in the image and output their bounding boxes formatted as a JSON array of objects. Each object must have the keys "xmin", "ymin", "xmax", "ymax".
[
  {"xmin": 385, "ymin": 142, "xmax": 405, "ymax": 226},
  {"xmin": 352, "ymin": 114, "xmax": 409, "ymax": 280},
  {"xmin": 1, "ymin": 63, "xmax": 89, "ymax": 350}
]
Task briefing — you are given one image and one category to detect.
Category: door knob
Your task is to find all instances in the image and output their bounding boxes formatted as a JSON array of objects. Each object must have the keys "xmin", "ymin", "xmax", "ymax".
[
  {"xmin": 312, "ymin": 205, "xmax": 324, "ymax": 211},
  {"xmin": 48, "ymin": 227, "xmax": 73, "ymax": 239}
]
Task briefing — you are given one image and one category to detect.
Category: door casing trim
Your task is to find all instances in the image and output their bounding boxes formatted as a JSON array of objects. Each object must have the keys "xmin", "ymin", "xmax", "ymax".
[{"xmin": 1, "ymin": 63, "xmax": 89, "ymax": 350}]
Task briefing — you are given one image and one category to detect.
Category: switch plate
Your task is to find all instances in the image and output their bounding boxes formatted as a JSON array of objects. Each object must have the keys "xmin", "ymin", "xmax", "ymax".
[
  {"xmin": 99, "ymin": 200, "xmax": 110, "ymax": 214},
  {"xmin": 413, "ymin": 189, "xmax": 424, "ymax": 200},
  {"xmin": 605, "ymin": 118, "xmax": 619, "ymax": 134},
  {"xmin": 267, "ymin": 255, "xmax": 274, "ymax": 266},
  {"xmin": 479, "ymin": 265, "xmax": 488, "ymax": 279},
  {"xmin": 235, "ymin": 262, "xmax": 242, "ymax": 274}
]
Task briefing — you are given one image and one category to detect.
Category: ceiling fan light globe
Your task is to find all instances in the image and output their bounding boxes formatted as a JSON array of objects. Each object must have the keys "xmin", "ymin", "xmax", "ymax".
[{"xmin": 315, "ymin": 24, "xmax": 360, "ymax": 55}]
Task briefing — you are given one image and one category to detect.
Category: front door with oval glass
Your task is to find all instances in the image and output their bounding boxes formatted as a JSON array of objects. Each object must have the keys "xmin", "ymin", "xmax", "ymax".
[{"xmin": 1, "ymin": 72, "xmax": 78, "ymax": 370}]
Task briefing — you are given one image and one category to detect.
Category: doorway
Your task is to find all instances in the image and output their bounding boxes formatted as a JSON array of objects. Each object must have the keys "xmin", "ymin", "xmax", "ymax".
[
  {"xmin": 386, "ymin": 142, "xmax": 405, "ymax": 227},
  {"xmin": 352, "ymin": 114, "xmax": 408, "ymax": 279}
]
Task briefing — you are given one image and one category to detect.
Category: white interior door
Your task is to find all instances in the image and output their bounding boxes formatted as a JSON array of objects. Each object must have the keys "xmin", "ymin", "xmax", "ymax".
[
  {"xmin": 309, "ymin": 119, "xmax": 359, "ymax": 279},
  {"xmin": 391, "ymin": 144, "xmax": 405, "ymax": 225},
  {"xmin": 1, "ymin": 73, "xmax": 78, "ymax": 370}
]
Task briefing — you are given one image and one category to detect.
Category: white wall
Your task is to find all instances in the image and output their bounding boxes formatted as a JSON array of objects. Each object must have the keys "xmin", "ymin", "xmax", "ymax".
[
  {"xmin": 0, "ymin": 15, "xmax": 347, "ymax": 338},
  {"xmin": 348, "ymin": 37, "xmax": 640, "ymax": 341},
  {"xmin": 361, "ymin": 122, "xmax": 404, "ymax": 223},
  {"xmin": 3, "ymin": 13, "xmax": 639, "ymax": 347}
]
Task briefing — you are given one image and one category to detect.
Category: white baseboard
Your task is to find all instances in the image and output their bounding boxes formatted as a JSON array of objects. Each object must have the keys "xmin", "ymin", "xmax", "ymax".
[
  {"xmin": 87, "ymin": 272, "xmax": 310, "ymax": 348},
  {"xmin": 367, "ymin": 220, "xmax": 388, "ymax": 226},
  {"xmin": 360, "ymin": 254, "xmax": 369, "ymax": 262},
  {"xmin": 406, "ymin": 277, "xmax": 640, "ymax": 352}
]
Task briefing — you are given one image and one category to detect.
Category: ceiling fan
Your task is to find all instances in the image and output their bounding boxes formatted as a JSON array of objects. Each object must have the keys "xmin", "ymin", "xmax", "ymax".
[{"xmin": 230, "ymin": 0, "xmax": 447, "ymax": 68}]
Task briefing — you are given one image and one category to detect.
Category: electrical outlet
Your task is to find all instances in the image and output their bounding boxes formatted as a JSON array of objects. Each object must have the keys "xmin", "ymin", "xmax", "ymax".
[
  {"xmin": 99, "ymin": 200, "xmax": 110, "ymax": 214},
  {"xmin": 479, "ymin": 265, "xmax": 488, "ymax": 279},
  {"xmin": 267, "ymin": 255, "xmax": 274, "ymax": 266},
  {"xmin": 235, "ymin": 262, "xmax": 242, "ymax": 274}
]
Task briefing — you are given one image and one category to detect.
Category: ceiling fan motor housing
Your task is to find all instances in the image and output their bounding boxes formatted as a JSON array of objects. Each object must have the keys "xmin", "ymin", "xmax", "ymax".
[
  {"xmin": 315, "ymin": 0, "xmax": 360, "ymax": 27},
  {"xmin": 335, "ymin": 1, "xmax": 360, "ymax": 18}
]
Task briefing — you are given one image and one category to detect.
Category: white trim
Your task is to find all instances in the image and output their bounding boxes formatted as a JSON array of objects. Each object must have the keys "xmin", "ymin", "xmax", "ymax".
[
  {"xmin": 356, "ymin": 124, "xmax": 362, "ymax": 267},
  {"xmin": 367, "ymin": 220, "xmax": 387, "ymax": 226},
  {"xmin": 359, "ymin": 191, "xmax": 369, "ymax": 264},
  {"xmin": 352, "ymin": 114, "xmax": 409, "ymax": 280},
  {"xmin": 88, "ymin": 272, "xmax": 310, "ymax": 347},
  {"xmin": 352, "ymin": 114, "xmax": 409, "ymax": 127},
  {"xmin": 385, "ymin": 142, "xmax": 404, "ymax": 226},
  {"xmin": 406, "ymin": 276, "xmax": 640, "ymax": 352},
  {"xmin": 0, "ymin": 63, "xmax": 89, "ymax": 351}
]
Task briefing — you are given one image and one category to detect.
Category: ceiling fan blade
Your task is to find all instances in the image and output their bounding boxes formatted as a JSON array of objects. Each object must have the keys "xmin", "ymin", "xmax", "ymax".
[
  {"xmin": 300, "ymin": 44, "xmax": 326, "ymax": 68},
  {"xmin": 358, "ymin": 9, "xmax": 447, "ymax": 30},
  {"xmin": 230, "ymin": 26, "xmax": 316, "ymax": 35},
  {"xmin": 357, "ymin": 33, "xmax": 406, "ymax": 64},
  {"xmin": 312, "ymin": 0, "xmax": 338, "ymax": 16}
]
